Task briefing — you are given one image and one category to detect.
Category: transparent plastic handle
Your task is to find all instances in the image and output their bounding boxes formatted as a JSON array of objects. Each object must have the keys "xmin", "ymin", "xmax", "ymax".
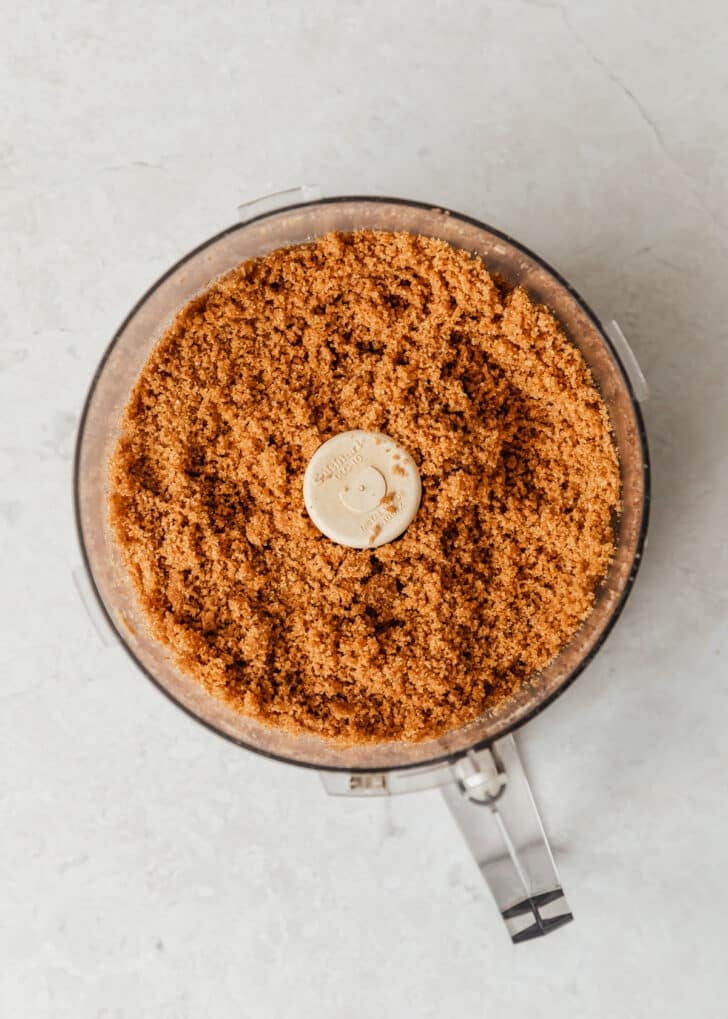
[
  {"xmin": 237, "ymin": 185, "xmax": 322, "ymax": 223},
  {"xmin": 606, "ymin": 319, "xmax": 649, "ymax": 402},
  {"xmin": 321, "ymin": 734, "xmax": 573, "ymax": 944},
  {"xmin": 72, "ymin": 565, "xmax": 119, "ymax": 648},
  {"xmin": 442, "ymin": 736, "xmax": 573, "ymax": 942}
]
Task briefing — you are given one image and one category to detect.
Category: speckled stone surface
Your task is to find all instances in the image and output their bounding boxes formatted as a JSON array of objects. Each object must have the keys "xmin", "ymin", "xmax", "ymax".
[{"xmin": 2, "ymin": 1, "xmax": 727, "ymax": 1016}]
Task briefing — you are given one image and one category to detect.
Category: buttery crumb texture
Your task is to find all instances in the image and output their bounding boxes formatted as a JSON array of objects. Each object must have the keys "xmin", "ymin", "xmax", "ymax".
[{"xmin": 109, "ymin": 230, "xmax": 620, "ymax": 744}]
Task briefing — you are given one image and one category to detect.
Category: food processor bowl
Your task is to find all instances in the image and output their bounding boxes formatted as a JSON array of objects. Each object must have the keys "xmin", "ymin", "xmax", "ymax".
[{"xmin": 75, "ymin": 195, "xmax": 649, "ymax": 771}]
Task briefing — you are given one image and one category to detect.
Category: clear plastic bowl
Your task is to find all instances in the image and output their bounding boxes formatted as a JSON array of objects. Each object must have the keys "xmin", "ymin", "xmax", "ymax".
[{"xmin": 74, "ymin": 196, "xmax": 650, "ymax": 772}]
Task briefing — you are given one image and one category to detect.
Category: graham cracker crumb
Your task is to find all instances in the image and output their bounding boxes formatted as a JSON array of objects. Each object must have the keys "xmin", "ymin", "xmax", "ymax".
[{"xmin": 109, "ymin": 230, "xmax": 620, "ymax": 745}]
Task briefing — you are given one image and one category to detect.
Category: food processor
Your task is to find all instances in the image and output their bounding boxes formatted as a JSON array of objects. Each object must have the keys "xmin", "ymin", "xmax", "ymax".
[{"xmin": 74, "ymin": 191, "xmax": 650, "ymax": 943}]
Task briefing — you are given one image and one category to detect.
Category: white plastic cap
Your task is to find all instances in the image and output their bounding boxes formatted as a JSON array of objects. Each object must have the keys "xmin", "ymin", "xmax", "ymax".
[{"xmin": 303, "ymin": 430, "xmax": 422, "ymax": 549}]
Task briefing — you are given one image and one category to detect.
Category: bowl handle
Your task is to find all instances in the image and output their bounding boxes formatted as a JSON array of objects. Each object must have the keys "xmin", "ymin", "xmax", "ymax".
[
  {"xmin": 443, "ymin": 735, "xmax": 573, "ymax": 942},
  {"xmin": 320, "ymin": 733, "xmax": 573, "ymax": 944},
  {"xmin": 237, "ymin": 185, "xmax": 322, "ymax": 224}
]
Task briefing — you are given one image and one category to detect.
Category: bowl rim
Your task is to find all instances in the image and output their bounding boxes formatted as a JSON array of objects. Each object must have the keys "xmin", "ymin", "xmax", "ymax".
[{"xmin": 73, "ymin": 194, "xmax": 651, "ymax": 773}]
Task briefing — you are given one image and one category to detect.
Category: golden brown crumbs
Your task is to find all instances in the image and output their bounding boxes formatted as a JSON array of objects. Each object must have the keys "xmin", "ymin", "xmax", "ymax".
[{"xmin": 109, "ymin": 230, "xmax": 620, "ymax": 744}]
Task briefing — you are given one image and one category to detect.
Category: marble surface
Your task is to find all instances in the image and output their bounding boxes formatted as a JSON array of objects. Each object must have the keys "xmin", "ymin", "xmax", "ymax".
[{"xmin": 2, "ymin": 1, "xmax": 727, "ymax": 1015}]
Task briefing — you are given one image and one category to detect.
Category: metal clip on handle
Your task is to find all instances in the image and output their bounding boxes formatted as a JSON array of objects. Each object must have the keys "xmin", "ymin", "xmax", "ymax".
[{"xmin": 442, "ymin": 736, "xmax": 573, "ymax": 942}]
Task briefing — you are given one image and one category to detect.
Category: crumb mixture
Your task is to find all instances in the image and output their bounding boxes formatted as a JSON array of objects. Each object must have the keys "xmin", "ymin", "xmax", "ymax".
[{"xmin": 109, "ymin": 230, "xmax": 620, "ymax": 744}]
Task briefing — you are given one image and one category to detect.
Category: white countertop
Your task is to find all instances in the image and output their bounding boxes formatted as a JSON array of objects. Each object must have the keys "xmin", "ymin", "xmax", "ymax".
[{"xmin": 3, "ymin": 1, "xmax": 727, "ymax": 1015}]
